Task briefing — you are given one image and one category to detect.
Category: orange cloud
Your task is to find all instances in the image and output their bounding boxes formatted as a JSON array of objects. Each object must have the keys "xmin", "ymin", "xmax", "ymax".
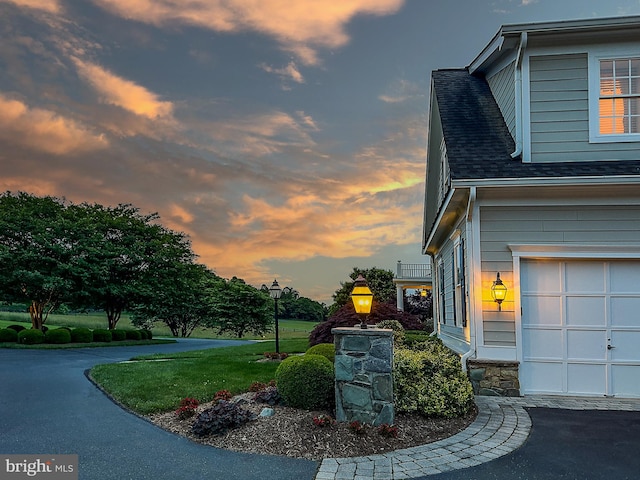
[
  {"xmin": 0, "ymin": 94, "xmax": 108, "ymax": 155},
  {"xmin": 94, "ymin": 0, "xmax": 405, "ymax": 65},
  {"xmin": 2, "ymin": 0, "xmax": 60, "ymax": 13},
  {"xmin": 73, "ymin": 58, "xmax": 173, "ymax": 120}
]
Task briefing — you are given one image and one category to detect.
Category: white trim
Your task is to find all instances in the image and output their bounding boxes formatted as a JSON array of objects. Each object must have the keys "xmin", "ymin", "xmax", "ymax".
[
  {"xmin": 470, "ymin": 198, "xmax": 484, "ymax": 349},
  {"xmin": 425, "ymin": 188, "xmax": 455, "ymax": 251},
  {"xmin": 452, "ymin": 176, "xmax": 640, "ymax": 189},
  {"xmin": 509, "ymin": 243, "xmax": 640, "ymax": 258},
  {"xmin": 476, "ymin": 346, "xmax": 517, "ymax": 361}
]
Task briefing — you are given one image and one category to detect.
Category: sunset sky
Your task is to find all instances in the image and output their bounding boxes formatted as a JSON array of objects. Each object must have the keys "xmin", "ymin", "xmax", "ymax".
[{"xmin": 2, "ymin": 0, "xmax": 640, "ymax": 304}]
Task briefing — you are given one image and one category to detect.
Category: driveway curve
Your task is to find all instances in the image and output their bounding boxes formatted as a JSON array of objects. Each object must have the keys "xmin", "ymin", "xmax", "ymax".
[{"xmin": 0, "ymin": 339, "xmax": 319, "ymax": 480}]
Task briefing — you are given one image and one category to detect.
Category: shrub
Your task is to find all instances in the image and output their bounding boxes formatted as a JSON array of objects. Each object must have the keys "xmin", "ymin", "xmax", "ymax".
[
  {"xmin": 7, "ymin": 325, "xmax": 26, "ymax": 333},
  {"xmin": 404, "ymin": 330, "xmax": 435, "ymax": 348},
  {"xmin": 125, "ymin": 330, "xmax": 142, "ymax": 340},
  {"xmin": 71, "ymin": 327, "xmax": 93, "ymax": 343},
  {"xmin": 138, "ymin": 329, "xmax": 149, "ymax": 340},
  {"xmin": 309, "ymin": 301, "xmax": 424, "ymax": 346},
  {"xmin": 111, "ymin": 329, "xmax": 127, "ymax": 341},
  {"xmin": 376, "ymin": 319, "xmax": 405, "ymax": 346},
  {"xmin": 378, "ymin": 424, "xmax": 399, "ymax": 438},
  {"xmin": 143, "ymin": 329, "xmax": 153, "ymax": 340},
  {"xmin": 175, "ymin": 397, "xmax": 199, "ymax": 419},
  {"xmin": 18, "ymin": 329, "xmax": 45, "ymax": 345},
  {"xmin": 312, "ymin": 414, "xmax": 335, "ymax": 428},
  {"xmin": 213, "ymin": 390, "xmax": 233, "ymax": 402},
  {"xmin": 263, "ymin": 352, "xmax": 288, "ymax": 360},
  {"xmin": 393, "ymin": 341, "xmax": 474, "ymax": 418},
  {"xmin": 275, "ymin": 354, "xmax": 334, "ymax": 410},
  {"xmin": 0, "ymin": 328, "xmax": 18, "ymax": 343},
  {"xmin": 253, "ymin": 386, "xmax": 281, "ymax": 405},
  {"xmin": 248, "ymin": 380, "xmax": 276, "ymax": 392},
  {"xmin": 45, "ymin": 328, "xmax": 71, "ymax": 344},
  {"xmin": 192, "ymin": 400, "xmax": 256, "ymax": 437},
  {"xmin": 348, "ymin": 421, "xmax": 366, "ymax": 434},
  {"xmin": 93, "ymin": 329, "xmax": 112, "ymax": 342},
  {"xmin": 305, "ymin": 343, "xmax": 335, "ymax": 363}
]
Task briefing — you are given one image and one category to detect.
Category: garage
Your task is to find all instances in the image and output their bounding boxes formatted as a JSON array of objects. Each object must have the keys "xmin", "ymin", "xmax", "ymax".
[{"xmin": 520, "ymin": 259, "xmax": 640, "ymax": 397}]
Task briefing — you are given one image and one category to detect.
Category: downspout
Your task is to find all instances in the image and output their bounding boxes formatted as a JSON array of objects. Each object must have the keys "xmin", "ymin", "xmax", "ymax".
[
  {"xmin": 511, "ymin": 32, "xmax": 527, "ymax": 159},
  {"xmin": 460, "ymin": 187, "xmax": 477, "ymax": 372}
]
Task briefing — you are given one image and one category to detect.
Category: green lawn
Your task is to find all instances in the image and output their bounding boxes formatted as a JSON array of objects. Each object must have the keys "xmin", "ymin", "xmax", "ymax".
[
  {"xmin": 90, "ymin": 339, "xmax": 310, "ymax": 414},
  {"xmin": 0, "ymin": 312, "xmax": 318, "ymax": 341}
]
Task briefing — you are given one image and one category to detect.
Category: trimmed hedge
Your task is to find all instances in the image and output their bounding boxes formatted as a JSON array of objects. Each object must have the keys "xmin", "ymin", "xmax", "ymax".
[
  {"xmin": 7, "ymin": 324, "xmax": 26, "ymax": 333},
  {"xmin": 111, "ymin": 329, "xmax": 127, "ymax": 341},
  {"xmin": 45, "ymin": 328, "xmax": 72, "ymax": 344},
  {"xmin": 0, "ymin": 328, "xmax": 18, "ymax": 343},
  {"xmin": 275, "ymin": 354, "xmax": 334, "ymax": 410},
  {"xmin": 71, "ymin": 327, "xmax": 93, "ymax": 343},
  {"xmin": 18, "ymin": 329, "xmax": 45, "ymax": 345},
  {"xmin": 305, "ymin": 343, "xmax": 335, "ymax": 363},
  {"xmin": 92, "ymin": 329, "xmax": 112, "ymax": 342},
  {"xmin": 125, "ymin": 330, "xmax": 142, "ymax": 340},
  {"xmin": 143, "ymin": 329, "xmax": 153, "ymax": 340}
]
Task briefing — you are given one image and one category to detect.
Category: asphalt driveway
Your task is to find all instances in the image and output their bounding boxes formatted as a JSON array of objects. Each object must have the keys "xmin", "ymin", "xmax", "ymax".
[{"xmin": 0, "ymin": 339, "xmax": 319, "ymax": 480}]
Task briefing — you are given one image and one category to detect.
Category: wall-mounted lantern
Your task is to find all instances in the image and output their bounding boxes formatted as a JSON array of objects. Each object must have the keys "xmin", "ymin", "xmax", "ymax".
[
  {"xmin": 350, "ymin": 274, "xmax": 373, "ymax": 329},
  {"xmin": 491, "ymin": 272, "xmax": 507, "ymax": 311}
]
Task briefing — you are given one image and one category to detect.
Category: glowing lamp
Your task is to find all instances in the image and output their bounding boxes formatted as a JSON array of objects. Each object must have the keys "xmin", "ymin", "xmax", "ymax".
[
  {"xmin": 491, "ymin": 272, "xmax": 507, "ymax": 311},
  {"xmin": 350, "ymin": 275, "xmax": 373, "ymax": 329}
]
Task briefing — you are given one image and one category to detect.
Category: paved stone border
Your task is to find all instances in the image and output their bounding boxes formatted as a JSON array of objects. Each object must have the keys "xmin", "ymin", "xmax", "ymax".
[{"xmin": 315, "ymin": 395, "xmax": 640, "ymax": 480}]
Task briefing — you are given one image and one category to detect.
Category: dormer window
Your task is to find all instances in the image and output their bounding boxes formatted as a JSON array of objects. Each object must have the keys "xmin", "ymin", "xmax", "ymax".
[
  {"xmin": 589, "ymin": 52, "xmax": 640, "ymax": 143},
  {"xmin": 599, "ymin": 58, "xmax": 640, "ymax": 135}
]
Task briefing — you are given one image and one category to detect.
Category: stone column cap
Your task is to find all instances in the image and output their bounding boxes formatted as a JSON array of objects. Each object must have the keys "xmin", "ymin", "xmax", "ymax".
[{"xmin": 331, "ymin": 327, "xmax": 393, "ymax": 337}]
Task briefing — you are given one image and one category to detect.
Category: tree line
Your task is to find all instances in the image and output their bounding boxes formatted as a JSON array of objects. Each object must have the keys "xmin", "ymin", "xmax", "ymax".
[{"xmin": 0, "ymin": 192, "xmax": 326, "ymax": 337}]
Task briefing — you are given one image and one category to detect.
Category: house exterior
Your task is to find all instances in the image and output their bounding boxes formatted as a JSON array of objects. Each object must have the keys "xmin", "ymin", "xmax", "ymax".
[{"xmin": 423, "ymin": 16, "xmax": 640, "ymax": 398}]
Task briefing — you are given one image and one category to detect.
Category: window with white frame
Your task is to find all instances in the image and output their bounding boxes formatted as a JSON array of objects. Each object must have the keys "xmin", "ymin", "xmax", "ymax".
[
  {"xmin": 438, "ymin": 260, "xmax": 446, "ymax": 325},
  {"xmin": 453, "ymin": 238, "xmax": 467, "ymax": 328},
  {"xmin": 589, "ymin": 52, "xmax": 640, "ymax": 142}
]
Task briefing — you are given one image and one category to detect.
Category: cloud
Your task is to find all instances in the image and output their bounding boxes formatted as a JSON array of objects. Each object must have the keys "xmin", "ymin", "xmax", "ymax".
[
  {"xmin": 260, "ymin": 61, "xmax": 305, "ymax": 87},
  {"xmin": 73, "ymin": 58, "xmax": 174, "ymax": 120},
  {"xmin": 379, "ymin": 79, "xmax": 424, "ymax": 104},
  {"xmin": 1, "ymin": 0, "xmax": 60, "ymax": 13},
  {"xmin": 0, "ymin": 93, "xmax": 108, "ymax": 154},
  {"xmin": 93, "ymin": 0, "xmax": 405, "ymax": 65}
]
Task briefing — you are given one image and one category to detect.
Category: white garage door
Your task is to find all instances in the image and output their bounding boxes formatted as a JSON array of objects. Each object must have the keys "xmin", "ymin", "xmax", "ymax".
[{"xmin": 520, "ymin": 259, "xmax": 640, "ymax": 398}]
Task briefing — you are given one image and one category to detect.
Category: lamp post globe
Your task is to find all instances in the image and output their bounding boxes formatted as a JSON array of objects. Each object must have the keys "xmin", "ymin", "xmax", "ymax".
[{"xmin": 350, "ymin": 274, "xmax": 373, "ymax": 329}]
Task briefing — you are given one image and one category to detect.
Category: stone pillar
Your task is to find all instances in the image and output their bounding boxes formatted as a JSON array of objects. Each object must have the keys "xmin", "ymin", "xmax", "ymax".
[{"xmin": 332, "ymin": 327, "xmax": 394, "ymax": 426}]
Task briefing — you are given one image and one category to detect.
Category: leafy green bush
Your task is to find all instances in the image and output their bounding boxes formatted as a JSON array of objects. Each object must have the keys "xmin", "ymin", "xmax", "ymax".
[
  {"xmin": 376, "ymin": 319, "xmax": 405, "ymax": 345},
  {"xmin": 7, "ymin": 324, "xmax": 26, "ymax": 333},
  {"xmin": 393, "ymin": 341, "xmax": 474, "ymax": 418},
  {"xmin": 45, "ymin": 328, "xmax": 72, "ymax": 344},
  {"xmin": 111, "ymin": 329, "xmax": 127, "ymax": 341},
  {"xmin": 305, "ymin": 343, "xmax": 335, "ymax": 363},
  {"xmin": 138, "ymin": 329, "xmax": 149, "ymax": 340},
  {"xmin": 404, "ymin": 330, "xmax": 435, "ymax": 348},
  {"xmin": 275, "ymin": 354, "xmax": 334, "ymax": 410},
  {"xmin": 93, "ymin": 329, "xmax": 112, "ymax": 342},
  {"xmin": 71, "ymin": 327, "xmax": 93, "ymax": 343},
  {"xmin": 125, "ymin": 330, "xmax": 142, "ymax": 340},
  {"xmin": 18, "ymin": 329, "xmax": 45, "ymax": 345},
  {"xmin": 0, "ymin": 328, "xmax": 18, "ymax": 343},
  {"xmin": 192, "ymin": 400, "xmax": 256, "ymax": 437},
  {"xmin": 142, "ymin": 329, "xmax": 153, "ymax": 340}
]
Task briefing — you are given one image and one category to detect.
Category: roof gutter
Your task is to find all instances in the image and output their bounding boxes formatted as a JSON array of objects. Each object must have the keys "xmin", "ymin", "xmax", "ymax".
[
  {"xmin": 452, "ymin": 174, "xmax": 640, "ymax": 189},
  {"xmin": 511, "ymin": 32, "xmax": 527, "ymax": 159}
]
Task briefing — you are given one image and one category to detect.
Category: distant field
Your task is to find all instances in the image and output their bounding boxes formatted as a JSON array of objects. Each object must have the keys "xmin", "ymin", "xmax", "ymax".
[{"xmin": 0, "ymin": 312, "xmax": 318, "ymax": 341}]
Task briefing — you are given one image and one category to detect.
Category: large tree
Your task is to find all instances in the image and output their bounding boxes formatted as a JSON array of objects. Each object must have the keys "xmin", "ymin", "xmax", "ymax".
[
  {"xmin": 131, "ymin": 263, "xmax": 219, "ymax": 337},
  {"xmin": 73, "ymin": 203, "xmax": 196, "ymax": 329},
  {"xmin": 208, "ymin": 277, "xmax": 273, "ymax": 338},
  {"xmin": 0, "ymin": 192, "xmax": 80, "ymax": 330}
]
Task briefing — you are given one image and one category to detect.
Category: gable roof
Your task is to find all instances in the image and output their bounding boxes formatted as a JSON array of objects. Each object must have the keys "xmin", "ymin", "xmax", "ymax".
[{"xmin": 432, "ymin": 69, "xmax": 640, "ymax": 183}]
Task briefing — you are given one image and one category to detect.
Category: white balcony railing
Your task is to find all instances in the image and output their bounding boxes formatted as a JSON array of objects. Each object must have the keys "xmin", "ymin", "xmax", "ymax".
[{"xmin": 395, "ymin": 261, "xmax": 432, "ymax": 280}]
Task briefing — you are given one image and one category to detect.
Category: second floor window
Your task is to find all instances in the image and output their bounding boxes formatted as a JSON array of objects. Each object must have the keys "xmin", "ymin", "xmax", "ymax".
[{"xmin": 599, "ymin": 58, "xmax": 640, "ymax": 135}]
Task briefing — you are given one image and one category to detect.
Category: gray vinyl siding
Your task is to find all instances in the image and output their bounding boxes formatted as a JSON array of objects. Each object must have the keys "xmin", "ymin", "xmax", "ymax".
[
  {"xmin": 529, "ymin": 53, "xmax": 640, "ymax": 162},
  {"xmin": 479, "ymin": 204, "xmax": 640, "ymax": 346},
  {"xmin": 487, "ymin": 61, "xmax": 516, "ymax": 138}
]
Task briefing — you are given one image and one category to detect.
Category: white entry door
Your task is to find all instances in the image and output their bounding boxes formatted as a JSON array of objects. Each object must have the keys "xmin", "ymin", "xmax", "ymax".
[{"xmin": 520, "ymin": 259, "xmax": 640, "ymax": 397}]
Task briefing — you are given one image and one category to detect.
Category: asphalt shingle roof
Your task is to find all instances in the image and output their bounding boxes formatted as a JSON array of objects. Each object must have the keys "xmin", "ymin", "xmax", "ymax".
[{"xmin": 432, "ymin": 69, "xmax": 640, "ymax": 181}]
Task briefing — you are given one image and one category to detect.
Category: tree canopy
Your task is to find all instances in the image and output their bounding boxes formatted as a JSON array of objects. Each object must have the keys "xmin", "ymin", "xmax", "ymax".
[{"xmin": 329, "ymin": 267, "xmax": 396, "ymax": 316}]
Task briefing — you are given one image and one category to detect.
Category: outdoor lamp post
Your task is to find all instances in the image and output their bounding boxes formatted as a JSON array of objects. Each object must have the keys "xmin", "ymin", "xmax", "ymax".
[
  {"xmin": 491, "ymin": 272, "xmax": 507, "ymax": 311},
  {"xmin": 268, "ymin": 279, "xmax": 282, "ymax": 353},
  {"xmin": 350, "ymin": 274, "xmax": 373, "ymax": 329}
]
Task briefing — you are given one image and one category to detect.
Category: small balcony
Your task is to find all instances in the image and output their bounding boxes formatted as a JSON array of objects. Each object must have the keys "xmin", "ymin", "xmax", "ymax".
[{"xmin": 393, "ymin": 261, "xmax": 432, "ymax": 311}]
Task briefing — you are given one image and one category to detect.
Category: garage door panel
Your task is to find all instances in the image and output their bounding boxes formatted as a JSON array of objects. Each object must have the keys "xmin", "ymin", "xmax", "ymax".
[
  {"xmin": 566, "ymin": 296, "xmax": 606, "ymax": 326},
  {"xmin": 566, "ymin": 330, "xmax": 606, "ymax": 361},
  {"xmin": 610, "ymin": 297, "xmax": 640, "ymax": 327},
  {"xmin": 610, "ymin": 331, "xmax": 640, "ymax": 361},
  {"xmin": 521, "ymin": 362, "xmax": 563, "ymax": 393},
  {"xmin": 523, "ymin": 329, "xmax": 563, "ymax": 359},
  {"xmin": 612, "ymin": 365, "xmax": 640, "ymax": 396},
  {"xmin": 610, "ymin": 262, "xmax": 640, "ymax": 293},
  {"xmin": 522, "ymin": 295, "xmax": 562, "ymax": 326},
  {"xmin": 565, "ymin": 262, "xmax": 605, "ymax": 293},
  {"xmin": 567, "ymin": 364, "xmax": 606, "ymax": 396},
  {"xmin": 521, "ymin": 261, "xmax": 561, "ymax": 293}
]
